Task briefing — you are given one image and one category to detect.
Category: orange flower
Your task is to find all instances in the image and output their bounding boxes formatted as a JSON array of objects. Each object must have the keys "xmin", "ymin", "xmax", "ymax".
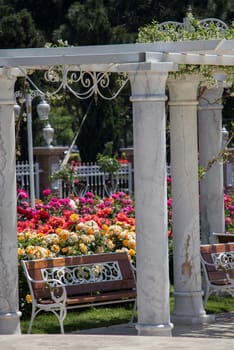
[
  {"xmin": 128, "ymin": 249, "xmax": 136, "ymax": 257},
  {"xmin": 61, "ymin": 247, "xmax": 69, "ymax": 253},
  {"xmin": 102, "ymin": 224, "xmax": 109, "ymax": 231},
  {"xmin": 128, "ymin": 239, "xmax": 136, "ymax": 249},
  {"xmin": 123, "ymin": 239, "xmax": 129, "ymax": 247}
]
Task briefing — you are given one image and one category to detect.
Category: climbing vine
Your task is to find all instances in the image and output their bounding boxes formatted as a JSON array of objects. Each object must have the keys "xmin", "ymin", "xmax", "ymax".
[{"xmin": 137, "ymin": 13, "xmax": 234, "ymax": 90}]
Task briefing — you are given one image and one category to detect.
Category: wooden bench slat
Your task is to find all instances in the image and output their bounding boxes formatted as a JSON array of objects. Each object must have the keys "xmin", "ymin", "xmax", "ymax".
[{"xmin": 39, "ymin": 289, "xmax": 137, "ymax": 306}]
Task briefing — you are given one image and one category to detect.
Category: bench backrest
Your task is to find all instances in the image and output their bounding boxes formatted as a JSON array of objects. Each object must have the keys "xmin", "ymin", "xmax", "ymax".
[
  {"xmin": 22, "ymin": 252, "xmax": 136, "ymax": 301},
  {"xmin": 200, "ymin": 243, "xmax": 234, "ymax": 283}
]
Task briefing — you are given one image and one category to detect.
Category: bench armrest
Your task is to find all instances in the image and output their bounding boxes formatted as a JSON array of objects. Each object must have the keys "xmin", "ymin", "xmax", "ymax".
[
  {"xmin": 130, "ymin": 262, "xmax": 137, "ymax": 282},
  {"xmin": 200, "ymin": 255, "xmax": 216, "ymax": 267},
  {"xmin": 46, "ymin": 279, "xmax": 67, "ymax": 304},
  {"xmin": 27, "ymin": 277, "xmax": 67, "ymax": 305}
]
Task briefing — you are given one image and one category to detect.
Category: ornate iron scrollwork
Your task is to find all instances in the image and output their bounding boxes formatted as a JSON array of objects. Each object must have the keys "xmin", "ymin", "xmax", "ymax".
[
  {"xmin": 43, "ymin": 64, "xmax": 129, "ymax": 100},
  {"xmin": 41, "ymin": 261, "xmax": 123, "ymax": 285},
  {"xmin": 212, "ymin": 251, "xmax": 234, "ymax": 271}
]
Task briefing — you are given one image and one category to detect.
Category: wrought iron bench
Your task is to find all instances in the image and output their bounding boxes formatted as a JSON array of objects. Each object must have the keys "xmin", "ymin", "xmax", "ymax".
[
  {"xmin": 200, "ymin": 243, "xmax": 234, "ymax": 304},
  {"xmin": 21, "ymin": 252, "xmax": 137, "ymax": 334}
]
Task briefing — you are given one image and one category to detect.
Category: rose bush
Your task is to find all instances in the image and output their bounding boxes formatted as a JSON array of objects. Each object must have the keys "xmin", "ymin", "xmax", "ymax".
[{"xmin": 224, "ymin": 193, "xmax": 234, "ymax": 234}]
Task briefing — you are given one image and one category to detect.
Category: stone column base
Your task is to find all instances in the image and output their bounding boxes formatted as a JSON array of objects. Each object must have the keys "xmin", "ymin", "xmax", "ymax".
[
  {"xmin": 172, "ymin": 312, "xmax": 215, "ymax": 325},
  {"xmin": 172, "ymin": 290, "xmax": 214, "ymax": 325},
  {"xmin": 136, "ymin": 322, "xmax": 174, "ymax": 336},
  {"xmin": 0, "ymin": 311, "xmax": 22, "ymax": 334}
]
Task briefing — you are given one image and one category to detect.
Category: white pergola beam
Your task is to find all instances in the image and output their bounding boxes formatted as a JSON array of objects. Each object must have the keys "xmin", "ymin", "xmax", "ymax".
[
  {"xmin": 0, "ymin": 39, "xmax": 231, "ymax": 69},
  {"xmin": 214, "ymin": 39, "xmax": 234, "ymax": 54},
  {"xmin": 0, "ymin": 52, "xmax": 147, "ymax": 67},
  {"xmin": 0, "ymin": 39, "xmax": 222, "ymax": 57},
  {"xmin": 166, "ymin": 53, "xmax": 234, "ymax": 66}
]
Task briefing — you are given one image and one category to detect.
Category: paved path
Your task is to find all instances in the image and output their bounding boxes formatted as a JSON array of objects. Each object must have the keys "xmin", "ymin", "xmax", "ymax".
[
  {"xmin": 173, "ymin": 312, "xmax": 234, "ymax": 338},
  {"xmin": 0, "ymin": 312, "xmax": 233, "ymax": 350},
  {"xmin": 74, "ymin": 312, "xmax": 234, "ymax": 338}
]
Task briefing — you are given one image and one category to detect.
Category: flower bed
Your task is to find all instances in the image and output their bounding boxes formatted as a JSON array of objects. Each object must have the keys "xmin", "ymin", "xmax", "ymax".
[{"xmin": 17, "ymin": 190, "xmax": 136, "ymax": 262}]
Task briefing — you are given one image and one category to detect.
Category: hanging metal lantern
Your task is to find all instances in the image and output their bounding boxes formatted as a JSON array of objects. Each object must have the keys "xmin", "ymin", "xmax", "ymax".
[
  {"xmin": 222, "ymin": 126, "xmax": 229, "ymax": 149},
  {"xmin": 14, "ymin": 103, "xmax": 21, "ymax": 120}
]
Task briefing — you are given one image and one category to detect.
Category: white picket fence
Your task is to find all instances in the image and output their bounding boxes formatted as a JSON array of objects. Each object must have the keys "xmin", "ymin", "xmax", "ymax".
[
  {"xmin": 15, "ymin": 160, "xmax": 175, "ymax": 199},
  {"xmin": 16, "ymin": 161, "xmax": 40, "ymax": 198},
  {"xmin": 16, "ymin": 161, "xmax": 133, "ymax": 199},
  {"xmin": 53, "ymin": 162, "xmax": 133, "ymax": 198}
]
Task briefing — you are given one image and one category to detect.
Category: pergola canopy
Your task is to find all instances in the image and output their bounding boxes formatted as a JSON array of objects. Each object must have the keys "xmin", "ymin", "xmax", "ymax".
[{"xmin": 0, "ymin": 39, "xmax": 234, "ymax": 71}]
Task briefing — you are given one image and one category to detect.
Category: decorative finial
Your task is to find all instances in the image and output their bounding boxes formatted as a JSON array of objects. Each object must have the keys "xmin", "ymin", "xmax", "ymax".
[{"xmin": 186, "ymin": 4, "xmax": 192, "ymax": 15}]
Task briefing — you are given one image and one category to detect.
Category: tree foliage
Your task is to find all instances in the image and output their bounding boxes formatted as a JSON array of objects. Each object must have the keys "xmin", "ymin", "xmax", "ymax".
[
  {"xmin": 53, "ymin": 0, "xmax": 112, "ymax": 45},
  {"xmin": 0, "ymin": 8, "xmax": 44, "ymax": 48}
]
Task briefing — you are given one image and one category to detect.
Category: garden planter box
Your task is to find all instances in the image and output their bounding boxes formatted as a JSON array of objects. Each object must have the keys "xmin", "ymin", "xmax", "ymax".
[{"xmin": 212, "ymin": 233, "xmax": 234, "ymax": 243}]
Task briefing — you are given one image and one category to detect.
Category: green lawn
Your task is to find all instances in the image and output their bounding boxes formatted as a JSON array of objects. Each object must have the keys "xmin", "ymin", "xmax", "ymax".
[{"xmin": 20, "ymin": 295, "xmax": 234, "ymax": 334}]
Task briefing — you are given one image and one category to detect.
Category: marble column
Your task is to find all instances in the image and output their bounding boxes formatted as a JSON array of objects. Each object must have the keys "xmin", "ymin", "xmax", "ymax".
[
  {"xmin": 167, "ymin": 75, "xmax": 214, "ymax": 324},
  {"xmin": 198, "ymin": 81, "xmax": 225, "ymax": 244},
  {"xmin": 121, "ymin": 62, "xmax": 176, "ymax": 336},
  {"xmin": 0, "ymin": 68, "xmax": 21, "ymax": 334}
]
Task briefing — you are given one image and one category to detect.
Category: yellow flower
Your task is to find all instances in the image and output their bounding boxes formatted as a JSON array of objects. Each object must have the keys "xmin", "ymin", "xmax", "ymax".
[
  {"xmin": 106, "ymin": 239, "xmax": 115, "ymax": 249},
  {"xmin": 58, "ymin": 230, "xmax": 69, "ymax": 241},
  {"xmin": 51, "ymin": 244, "xmax": 60, "ymax": 253},
  {"xmin": 79, "ymin": 243, "xmax": 88, "ymax": 254},
  {"xmin": 108, "ymin": 225, "xmax": 122, "ymax": 236},
  {"xmin": 55, "ymin": 227, "xmax": 63, "ymax": 235},
  {"xmin": 25, "ymin": 294, "xmax": 32, "ymax": 304},
  {"xmin": 24, "ymin": 232, "xmax": 33, "ymax": 239},
  {"xmin": 70, "ymin": 213, "xmax": 79, "ymax": 222},
  {"xmin": 96, "ymin": 246, "xmax": 104, "ymax": 253},
  {"xmin": 25, "ymin": 245, "xmax": 34, "ymax": 255},
  {"xmin": 120, "ymin": 231, "xmax": 129, "ymax": 239},
  {"xmin": 18, "ymin": 248, "xmax": 25, "ymax": 256},
  {"xmin": 80, "ymin": 235, "xmax": 91, "ymax": 244},
  {"xmin": 67, "ymin": 247, "xmax": 74, "ymax": 255},
  {"xmin": 18, "ymin": 234, "xmax": 25, "ymax": 241}
]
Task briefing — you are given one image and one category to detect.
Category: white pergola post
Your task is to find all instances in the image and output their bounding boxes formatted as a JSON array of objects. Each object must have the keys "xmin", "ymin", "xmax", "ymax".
[
  {"xmin": 0, "ymin": 68, "xmax": 21, "ymax": 334},
  {"xmin": 123, "ymin": 62, "xmax": 175, "ymax": 336},
  {"xmin": 198, "ymin": 80, "xmax": 226, "ymax": 244},
  {"xmin": 167, "ymin": 75, "xmax": 213, "ymax": 324}
]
